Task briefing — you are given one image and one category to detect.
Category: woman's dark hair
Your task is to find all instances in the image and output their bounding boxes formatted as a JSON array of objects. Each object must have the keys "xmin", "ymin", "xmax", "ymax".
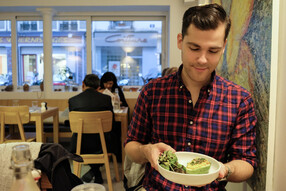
[
  {"xmin": 100, "ymin": 72, "xmax": 118, "ymax": 92},
  {"xmin": 100, "ymin": 71, "xmax": 129, "ymax": 107},
  {"xmin": 83, "ymin": 74, "xmax": 100, "ymax": 89},
  {"xmin": 182, "ymin": 3, "xmax": 231, "ymax": 41}
]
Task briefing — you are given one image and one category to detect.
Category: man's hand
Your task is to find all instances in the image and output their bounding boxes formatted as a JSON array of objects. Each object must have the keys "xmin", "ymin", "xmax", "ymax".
[
  {"xmin": 140, "ymin": 142, "xmax": 175, "ymax": 171},
  {"xmin": 217, "ymin": 162, "xmax": 230, "ymax": 181},
  {"xmin": 216, "ymin": 160, "xmax": 253, "ymax": 182}
]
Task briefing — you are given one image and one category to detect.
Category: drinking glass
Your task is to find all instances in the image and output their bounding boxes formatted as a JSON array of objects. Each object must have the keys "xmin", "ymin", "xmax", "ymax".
[{"xmin": 31, "ymin": 101, "xmax": 38, "ymax": 111}]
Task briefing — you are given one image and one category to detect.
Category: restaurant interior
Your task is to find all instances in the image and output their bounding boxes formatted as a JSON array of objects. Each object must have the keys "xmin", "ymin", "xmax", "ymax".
[{"xmin": 0, "ymin": 0, "xmax": 285, "ymax": 190}]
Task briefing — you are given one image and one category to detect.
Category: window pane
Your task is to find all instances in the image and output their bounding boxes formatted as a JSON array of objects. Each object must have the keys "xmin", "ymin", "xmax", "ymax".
[
  {"xmin": 0, "ymin": 20, "xmax": 12, "ymax": 86},
  {"xmin": 52, "ymin": 20, "xmax": 86, "ymax": 91},
  {"xmin": 17, "ymin": 20, "xmax": 44, "ymax": 86},
  {"xmin": 92, "ymin": 20, "xmax": 162, "ymax": 86}
]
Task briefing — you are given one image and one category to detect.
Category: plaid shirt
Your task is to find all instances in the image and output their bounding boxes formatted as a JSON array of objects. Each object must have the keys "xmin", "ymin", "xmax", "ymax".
[{"xmin": 125, "ymin": 65, "xmax": 257, "ymax": 191}]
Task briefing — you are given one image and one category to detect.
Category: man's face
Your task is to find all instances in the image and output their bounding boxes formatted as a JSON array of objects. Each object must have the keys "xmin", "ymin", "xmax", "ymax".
[{"xmin": 177, "ymin": 23, "xmax": 226, "ymax": 86}]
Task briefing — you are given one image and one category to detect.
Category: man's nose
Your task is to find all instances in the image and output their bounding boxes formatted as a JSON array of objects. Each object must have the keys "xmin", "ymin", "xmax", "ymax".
[{"xmin": 197, "ymin": 53, "xmax": 207, "ymax": 64}]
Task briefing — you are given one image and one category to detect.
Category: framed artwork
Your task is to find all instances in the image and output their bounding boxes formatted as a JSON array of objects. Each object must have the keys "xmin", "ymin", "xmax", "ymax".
[{"xmin": 108, "ymin": 61, "xmax": 120, "ymax": 76}]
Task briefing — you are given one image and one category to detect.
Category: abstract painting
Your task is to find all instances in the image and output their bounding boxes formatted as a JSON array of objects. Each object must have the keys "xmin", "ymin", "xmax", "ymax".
[{"xmin": 212, "ymin": 0, "xmax": 272, "ymax": 190}]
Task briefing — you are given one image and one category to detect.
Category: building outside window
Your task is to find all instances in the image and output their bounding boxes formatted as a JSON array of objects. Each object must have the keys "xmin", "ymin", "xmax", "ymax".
[
  {"xmin": 0, "ymin": 16, "xmax": 166, "ymax": 91},
  {"xmin": 52, "ymin": 20, "xmax": 86, "ymax": 91},
  {"xmin": 92, "ymin": 20, "xmax": 163, "ymax": 86},
  {"xmin": 17, "ymin": 20, "xmax": 43, "ymax": 86},
  {"xmin": 0, "ymin": 20, "xmax": 12, "ymax": 86}
]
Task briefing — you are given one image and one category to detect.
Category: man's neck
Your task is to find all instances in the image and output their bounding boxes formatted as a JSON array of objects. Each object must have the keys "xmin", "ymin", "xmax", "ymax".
[{"xmin": 181, "ymin": 70, "xmax": 210, "ymax": 106}]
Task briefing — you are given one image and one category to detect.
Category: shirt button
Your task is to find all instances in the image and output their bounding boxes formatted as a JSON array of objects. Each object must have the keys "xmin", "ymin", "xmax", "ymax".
[
  {"xmin": 188, "ymin": 142, "xmax": 191, "ymax": 146},
  {"xmin": 208, "ymin": 89, "xmax": 210, "ymax": 93},
  {"xmin": 189, "ymin": 100, "xmax": 192, "ymax": 104},
  {"xmin": 190, "ymin": 121, "xmax": 193, "ymax": 125},
  {"xmin": 180, "ymin": 85, "xmax": 183, "ymax": 89}
]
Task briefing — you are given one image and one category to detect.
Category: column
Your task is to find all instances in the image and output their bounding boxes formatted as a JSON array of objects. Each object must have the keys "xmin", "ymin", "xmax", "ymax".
[{"xmin": 36, "ymin": 8, "xmax": 55, "ymax": 96}]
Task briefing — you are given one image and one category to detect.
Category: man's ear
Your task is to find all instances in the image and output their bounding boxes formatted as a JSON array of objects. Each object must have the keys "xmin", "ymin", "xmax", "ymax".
[
  {"xmin": 222, "ymin": 39, "xmax": 227, "ymax": 53},
  {"xmin": 177, "ymin": 33, "xmax": 183, "ymax": 50},
  {"xmin": 82, "ymin": 82, "xmax": 85, "ymax": 91}
]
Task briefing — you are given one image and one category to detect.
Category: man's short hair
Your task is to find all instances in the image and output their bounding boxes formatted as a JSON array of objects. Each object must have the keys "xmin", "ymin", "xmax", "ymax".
[
  {"xmin": 83, "ymin": 74, "xmax": 100, "ymax": 89},
  {"xmin": 182, "ymin": 3, "xmax": 231, "ymax": 41}
]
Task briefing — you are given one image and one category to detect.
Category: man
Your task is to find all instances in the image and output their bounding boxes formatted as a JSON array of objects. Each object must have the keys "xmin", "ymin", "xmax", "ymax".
[
  {"xmin": 125, "ymin": 3, "xmax": 257, "ymax": 191},
  {"xmin": 69, "ymin": 74, "xmax": 115, "ymax": 184}
]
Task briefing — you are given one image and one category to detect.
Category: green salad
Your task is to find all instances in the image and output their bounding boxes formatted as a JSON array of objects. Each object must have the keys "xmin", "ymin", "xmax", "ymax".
[
  {"xmin": 158, "ymin": 151, "xmax": 211, "ymax": 174},
  {"xmin": 158, "ymin": 151, "xmax": 186, "ymax": 173}
]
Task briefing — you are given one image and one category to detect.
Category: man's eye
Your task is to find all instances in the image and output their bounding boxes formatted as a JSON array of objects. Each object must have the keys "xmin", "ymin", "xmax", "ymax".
[
  {"xmin": 190, "ymin": 47, "xmax": 199, "ymax": 51},
  {"xmin": 209, "ymin": 50, "xmax": 219, "ymax": 54}
]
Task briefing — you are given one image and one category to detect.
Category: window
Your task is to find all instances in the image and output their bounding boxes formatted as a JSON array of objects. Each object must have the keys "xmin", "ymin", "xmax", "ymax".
[
  {"xmin": 17, "ymin": 20, "xmax": 44, "ymax": 86},
  {"xmin": 92, "ymin": 20, "xmax": 163, "ymax": 86},
  {"xmin": 0, "ymin": 20, "xmax": 12, "ymax": 86},
  {"xmin": 52, "ymin": 20, "xmax": 86, "ymax": 91}
]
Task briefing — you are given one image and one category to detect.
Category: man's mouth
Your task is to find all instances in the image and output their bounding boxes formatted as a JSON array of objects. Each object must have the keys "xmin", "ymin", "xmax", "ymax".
[{"xmin": 193, "ymin": 67, "xmax": 207, "ymax": 72}]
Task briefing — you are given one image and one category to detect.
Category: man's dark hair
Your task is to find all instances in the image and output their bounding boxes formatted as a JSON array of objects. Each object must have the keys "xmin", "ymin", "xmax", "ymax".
[
  {"xmin": 83, "ymin": 74, "xmax": 100, "ymax": 89},
  {"xmin": 182, "ymin": 3, "xmax": 231, "ymax": 41}
]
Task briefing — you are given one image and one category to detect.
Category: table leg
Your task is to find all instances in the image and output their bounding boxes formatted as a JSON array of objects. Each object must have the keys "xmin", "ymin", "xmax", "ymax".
[
  {"xmin": 35, "ymin": 117, "xmax": 44, "ymax": 142},
  {"xmin": 120, "ymin": 114, "xmax": 128, "ymax": 177},
  {"xmin": 53, "ymin": 112, "xmax": 59, "ymax": 143}
]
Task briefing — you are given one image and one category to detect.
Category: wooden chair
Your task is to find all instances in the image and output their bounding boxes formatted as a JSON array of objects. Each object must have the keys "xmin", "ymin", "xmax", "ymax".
[
  {"xmin": 0, "ymin": 105, "xmax": 36, "ymax": 143},
  {"xmin": 69, "ymin": 111, "xmax": 120, "ymax": 191}
]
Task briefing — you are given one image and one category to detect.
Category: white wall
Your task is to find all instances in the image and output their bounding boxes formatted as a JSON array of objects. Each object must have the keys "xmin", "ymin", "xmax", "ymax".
[{"xmin": 272, "ymin": 0, "xmax": 286, "ymax": 190}]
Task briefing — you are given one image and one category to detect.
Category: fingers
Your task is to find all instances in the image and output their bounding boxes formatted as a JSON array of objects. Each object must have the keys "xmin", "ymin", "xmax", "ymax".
[
  {"xmin": 216, "ymin": 162, "xmax": 228, "ymax": 181},
  {"xmin": 146, "ymin": 142, "xmax": 175, "ymax": 171}
]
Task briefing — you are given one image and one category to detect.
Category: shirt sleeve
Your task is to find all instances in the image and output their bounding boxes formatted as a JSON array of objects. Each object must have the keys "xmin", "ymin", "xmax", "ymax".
[
  {"xmin": 124, "ymin": 85, "xmax": 152, "ymax": 146},
  {"xmin": 229, "ymin": 95, "xmax": 257, "ymax": 168}
]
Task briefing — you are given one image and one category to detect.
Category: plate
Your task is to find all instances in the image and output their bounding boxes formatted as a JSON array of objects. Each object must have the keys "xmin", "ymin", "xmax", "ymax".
[{"xmin": 158, "ymin": 152, "xmax": 221, "ymax": 186}]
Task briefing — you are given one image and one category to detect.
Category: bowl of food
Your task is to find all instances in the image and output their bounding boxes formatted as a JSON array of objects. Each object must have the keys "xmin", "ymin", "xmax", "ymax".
[{"xmin": 158, "ymin": 151, "xmax": 221, "ymax": 186}]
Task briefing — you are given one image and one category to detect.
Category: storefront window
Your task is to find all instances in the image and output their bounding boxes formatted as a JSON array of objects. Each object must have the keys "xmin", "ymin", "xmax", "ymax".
[
  {"xmin": 0, "ymin": 20, "xmax": 12, "ymax": 86},
  {"xmin": 92, "ymin": 20, "xmax": 162, "ymax": 86},
  {"xmin": 17, "ymin": 20, "xmax": 44, "ymax": 86},
  {"xmin": 52, "ymin": 20, "xmax": 86, "ymax": 91}
]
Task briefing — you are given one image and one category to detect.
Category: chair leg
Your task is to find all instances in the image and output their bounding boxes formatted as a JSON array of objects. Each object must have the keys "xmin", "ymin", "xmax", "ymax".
[
  {"xmin": 104, "ymin": 160, "xmax": 113, "ymax": 191},
  {"xmin": 73, "ymin": 161, "xmax": 81, "ymax": 177},
  {"xmin": 110, "ymin": 154, "xmax": 120, "ymax": 182}
]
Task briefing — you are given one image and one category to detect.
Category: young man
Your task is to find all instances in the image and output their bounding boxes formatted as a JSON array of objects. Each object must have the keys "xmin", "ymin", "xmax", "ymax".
[
  {"xmin": 125, "ymin": 3, "xmax": 257, "ymax": 191},
  {"xmin": 69, "ymin": 74, "xmax": 116, "ymax": 184}
]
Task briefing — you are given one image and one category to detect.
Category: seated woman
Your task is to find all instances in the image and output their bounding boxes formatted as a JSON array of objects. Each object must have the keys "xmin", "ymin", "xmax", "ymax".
[
  {"xmin": 100, "ymin": 72, "xmax": 128, "ymax": 163},
  {"xmin": 100, "ymin": 72, "xmax": 128, "ymax": 108}
]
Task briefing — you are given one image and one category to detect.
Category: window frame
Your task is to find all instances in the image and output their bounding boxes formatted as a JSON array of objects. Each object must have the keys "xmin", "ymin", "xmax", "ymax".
[{"xmin": 0, "ymin": 11, "xmax": 169, "ymax": 94}]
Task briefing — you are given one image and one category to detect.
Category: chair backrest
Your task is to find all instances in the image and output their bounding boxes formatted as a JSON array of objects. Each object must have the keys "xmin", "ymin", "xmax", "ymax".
[
  {"xmin": 69, "ymin": 111, "xmax": 113, "ymax": 134},
  {"xmin": 0, "ymin": 106, "xmax": 31, "ymax": 143},
  {"xmin": 0, "ymin": 106, "xmax": 30, "ymax": 124},
  {"xmin": 69, "ymin": 110, "xmax": 113, "ymax": 155}
]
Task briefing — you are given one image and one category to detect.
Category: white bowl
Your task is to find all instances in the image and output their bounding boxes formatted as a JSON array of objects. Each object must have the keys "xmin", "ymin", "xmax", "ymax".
[{"xmin": 158, "ymin": 152, "xmax": 221, "ymax": 186}]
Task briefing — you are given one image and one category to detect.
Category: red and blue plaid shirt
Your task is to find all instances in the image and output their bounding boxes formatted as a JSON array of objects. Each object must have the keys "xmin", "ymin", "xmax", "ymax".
[{"xmin": 125, "ymin": 65, "xmax": 257, "ymax": 191}]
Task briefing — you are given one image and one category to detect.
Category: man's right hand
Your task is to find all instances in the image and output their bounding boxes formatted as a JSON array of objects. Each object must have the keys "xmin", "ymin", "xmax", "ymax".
[{"xmin": 139, "ymin": 142, "xmax": 175, "ymax": 171}]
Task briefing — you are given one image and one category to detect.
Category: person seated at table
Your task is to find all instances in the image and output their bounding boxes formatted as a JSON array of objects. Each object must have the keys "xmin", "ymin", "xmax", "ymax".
[
  {"xmin": 100, "ymin": 71, "xmax": 128, "ymax": 108},
  {"xmin": 100, "ymin": 71, "xmax": 128, "ymax": 163},
  {"xmin": 68, "ymin": 74, "xmax": 118, "ymax": 184}
]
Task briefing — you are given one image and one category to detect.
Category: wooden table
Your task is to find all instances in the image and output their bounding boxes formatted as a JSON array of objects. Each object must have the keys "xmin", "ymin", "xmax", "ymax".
[
  {"xmin": 30, "ymin": 107, "xmax": 59, "ymax": 143},
  {"xmin": 114, "ymin": 107, "xmax": 129, "ymax": 172}
]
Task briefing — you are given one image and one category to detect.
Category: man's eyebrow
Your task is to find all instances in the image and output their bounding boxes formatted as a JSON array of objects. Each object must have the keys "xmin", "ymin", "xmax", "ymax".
[
  {"xmin": 187, "ymin": 42, "xmax": 222, "ymax": 50},
  {"xmin": 187, "ymin": 42, "xmax": 200, "ymax": 47}
]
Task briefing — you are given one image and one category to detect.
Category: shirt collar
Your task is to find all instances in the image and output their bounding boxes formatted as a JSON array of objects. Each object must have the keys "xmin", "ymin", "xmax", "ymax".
[{"xmin": 177, "ymin": 64, "xmax": 216, "ymax": 95}]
